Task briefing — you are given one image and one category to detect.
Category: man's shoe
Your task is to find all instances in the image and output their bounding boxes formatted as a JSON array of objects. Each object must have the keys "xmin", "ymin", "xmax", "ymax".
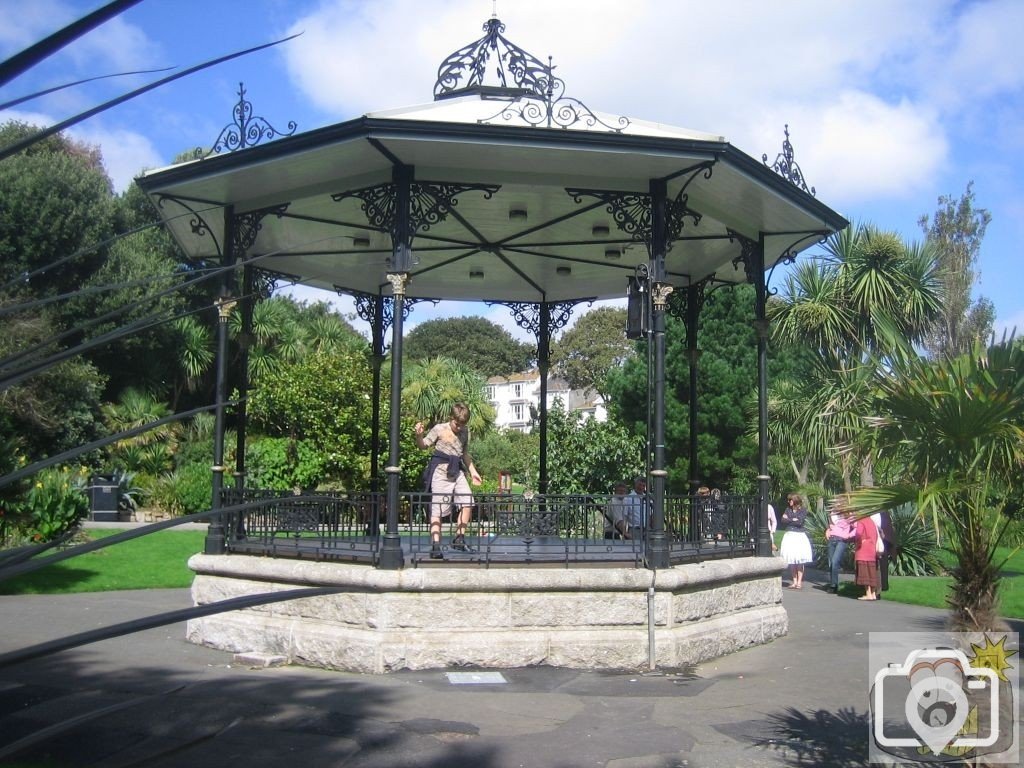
[
  {"xmin": 429, "ymin": 544, "xmax": 443, "ymax": 560},
  {"xmin": 451, "ymin": 534, "xmax": 472, "ymax": 552}
]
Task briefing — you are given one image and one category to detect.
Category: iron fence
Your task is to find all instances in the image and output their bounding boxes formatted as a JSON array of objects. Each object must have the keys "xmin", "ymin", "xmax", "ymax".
[{"xmin": 220, "ymin": 489, "xmax": 759, "ymax": 567}]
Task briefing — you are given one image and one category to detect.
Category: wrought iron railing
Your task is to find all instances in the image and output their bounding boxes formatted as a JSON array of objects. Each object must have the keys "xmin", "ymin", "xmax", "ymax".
[{"xmin": 220, "ymin": 489, "xmax": 760, "ymax": 567}]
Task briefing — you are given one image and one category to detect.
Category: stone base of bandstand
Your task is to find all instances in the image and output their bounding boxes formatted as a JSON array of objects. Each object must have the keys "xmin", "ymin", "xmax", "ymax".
[{"xmin": 186, "ymin": 554, "xmax": 787, "ymax": 674}]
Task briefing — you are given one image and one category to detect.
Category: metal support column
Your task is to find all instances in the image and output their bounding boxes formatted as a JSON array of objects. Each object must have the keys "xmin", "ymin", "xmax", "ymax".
[
  {"xmin": 378, "ymin": 164, "xmax": 414, "ymax": 570},
  {"xmin": 369, "ymin": 294, "xmax": 385, "ymax": 494},
  {"xmin": 646, "ymin": 179, "xmax": 670, "ymax": 570},
  {"xmin": 538, "ymin": 302, "xmax": 551, "ymax": 494},
  {"xmin": 233, "ymin": 263, "xmax": 254, "ymax": 494},
  {"xmin": 753, "ymin": 234, "xmax": 772, "ymax": 557},
  {"xmin": 686, "ymin": 283, "xmax": 700, "ymax": 494},
  {"xmin": 205, "ymin": 206, "xmax": 236, "ymax": 555}
]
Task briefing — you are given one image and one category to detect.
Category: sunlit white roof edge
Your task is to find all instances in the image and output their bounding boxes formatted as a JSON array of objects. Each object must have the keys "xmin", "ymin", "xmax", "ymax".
[
  {"xmin": 134, "ymin": 99, "xmax": 721, "ymax": 183},
  {"xmin": 367, "ymin": 96, "xmax": 725, "ymax": 142}
]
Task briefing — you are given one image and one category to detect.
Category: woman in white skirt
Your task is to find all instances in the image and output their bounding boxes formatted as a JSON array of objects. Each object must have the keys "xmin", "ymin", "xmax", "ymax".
[{"xmin": 779, "ymin": 492, "xmax": 812, "ymax": 589}]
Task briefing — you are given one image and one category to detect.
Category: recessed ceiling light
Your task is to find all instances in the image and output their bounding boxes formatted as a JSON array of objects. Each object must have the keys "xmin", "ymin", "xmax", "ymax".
[
  {"xmin": 604, "ymin": 248, "xmax": 621, "ymax": 260},
  {"xmin": 592, "ymin": 224, "xmax": 610, "ymax": 238},
  {"xmin": 556, "ymin": 266, "xmax": 571, "ymax": 276},
  {"xmin": 469, "ymin": 269, "xmax": 485, "ymax": 279},
  {"xmin": 508, "ymin": 208, "xmax": 528, "ymax": 222},
  {"xmin": 352, "ymin": 236, "xmax": 370, "ymax": 247}
]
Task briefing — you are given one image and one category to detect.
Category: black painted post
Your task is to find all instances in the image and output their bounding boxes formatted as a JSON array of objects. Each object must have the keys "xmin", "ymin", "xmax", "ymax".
[
  {"xmin": 686, "ymin": 283, "xmax": 700, "ymax": 495},
  {"xmin": 753, "ymin": 234, "xmax": 772, "ymax": 557},
  {"xmin": 646, "ymin": 179, "xmax": 670, "ymax": 570},
  {"xmin": 369, "ymin": 294, "xmax": 385, "ymax": 495},
  {"xmin": 378, "ymin": 165, "xmax": 413, "ymax": 570},
  {"xmin": 205, "ymin": 206, "xmax": 235, "ymax": 555},
  {"xmin": 233, "ymin": 263, "xmax": 254, "ymax": 495},
  {"xmin": 538, "ymin": 302, "xmax": 550, "ymax": 494}
]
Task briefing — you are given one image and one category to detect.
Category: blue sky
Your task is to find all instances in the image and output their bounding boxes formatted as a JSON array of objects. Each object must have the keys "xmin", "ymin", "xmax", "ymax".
[{"xmin": 2, "ymin": 0, "xmax": 1022, "ymax": 339}]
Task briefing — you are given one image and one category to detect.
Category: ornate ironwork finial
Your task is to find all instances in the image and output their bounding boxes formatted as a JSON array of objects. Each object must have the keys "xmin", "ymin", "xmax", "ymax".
[
  {"xmin": 206, "ymin": 83, "xmax": 297, "ymax": 157},
  {"xmin": 762, "ymin": 124, "xmax": 815, "ymax": 196},
  {"xmin": 434, "ymin": 17, "xmax": 629, "ymax": 133}
]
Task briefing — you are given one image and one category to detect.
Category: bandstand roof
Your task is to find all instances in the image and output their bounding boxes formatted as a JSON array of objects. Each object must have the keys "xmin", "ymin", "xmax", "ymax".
[{"xmin": 136, "ymin": 17, "xmax": 847, "ymax": 304}]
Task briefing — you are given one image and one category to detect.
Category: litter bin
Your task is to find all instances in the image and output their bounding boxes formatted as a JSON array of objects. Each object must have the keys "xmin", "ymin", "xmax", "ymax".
[{"xmin": 89, "ymin": 475, "xmax": 119, "ymax": 522}]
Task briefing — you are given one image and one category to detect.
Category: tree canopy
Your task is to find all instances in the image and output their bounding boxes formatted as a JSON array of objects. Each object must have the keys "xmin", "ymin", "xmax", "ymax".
[
  {"xmin": 245, "ymin": 347, "xmax": 375, "ymax": 488},
  {"xmin": 403, "ymin": 316, "xmax": 534, "ymax": 377},
  {"xmin": 550, "ymin": 306, "xmax": 633, "ymax": 402},
  {"xmin": 918, "ymin": 181, "xmax": 994, "ymax": 357}
]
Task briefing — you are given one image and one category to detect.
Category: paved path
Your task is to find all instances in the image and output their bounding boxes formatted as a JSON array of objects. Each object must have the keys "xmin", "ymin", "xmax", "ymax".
[{"xmin": 0, "ymin": 569, "xmax": 1019, "ymax": 767}]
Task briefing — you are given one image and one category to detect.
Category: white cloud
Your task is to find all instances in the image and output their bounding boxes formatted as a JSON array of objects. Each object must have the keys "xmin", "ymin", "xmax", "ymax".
[
  {"xmin": 0, "ymin": 0, "xmax": 75, "ymax": 52},
  {"xmin": 994, "ymin": 308, "xmax": 1024, "ymax": 340},
  {"xmin": 921, "ymin": 0, "xmax": 1024, "ymax": 109},
  {"xmin": 70, "ymin": 125, "xmax": 163, "ymax": 192},
  {"xmin": 0, "ymin": 107, "xmax": 53, "ymax": 128},
  {"xmin": 799, "ymin": 92, "xmax": 947, "ymax": 206},
  {"xmin": 280, "ymin": 0, "xmax": 961, "ymax": 208}
]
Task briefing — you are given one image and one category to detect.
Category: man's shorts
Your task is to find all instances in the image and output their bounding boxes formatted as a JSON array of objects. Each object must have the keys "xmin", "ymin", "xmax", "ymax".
[{"xmin": 429, "ymin": 464, "xmax": 473, "ymax": 519}]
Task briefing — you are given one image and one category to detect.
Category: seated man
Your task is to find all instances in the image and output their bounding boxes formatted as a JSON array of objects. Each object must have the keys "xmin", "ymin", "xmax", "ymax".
[
  {"xmin": 604, "ymin": 481, "xmax": 631, "ymax": 539},
  {"xmin": 626, "ymin": 476, "xmax": 647, "ymax": 533}
]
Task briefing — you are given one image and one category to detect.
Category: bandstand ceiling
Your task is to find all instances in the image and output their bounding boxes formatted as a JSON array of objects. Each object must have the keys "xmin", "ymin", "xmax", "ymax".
[{"xmin": 136, "ymin": 18, "xmax": 848, "ymax": 305}]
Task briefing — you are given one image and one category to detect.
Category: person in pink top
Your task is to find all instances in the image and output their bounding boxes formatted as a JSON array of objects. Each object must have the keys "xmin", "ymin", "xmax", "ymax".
[
  {"xmin": 824, "ymin": 495, "xmax": 857, "ymax": 594},
  {"xmin": 854, "ymin": 515, "xmax": 880, "ymax": 600}
]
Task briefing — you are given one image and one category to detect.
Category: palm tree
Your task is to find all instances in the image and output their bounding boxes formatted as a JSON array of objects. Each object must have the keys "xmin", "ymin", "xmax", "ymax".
[
  {"xmin": 402, "ymin": 357, "xmax": 495, "ymax": 433},
  {"xmin": 852, "ymin": 332, "xmax": 1024, "ymax": 631},
  {"xmin": 171, "ymin": 316, "xmax": 214, "ymax": 407},
  {"xmin": 769, "ymin": 224, "xmax": 945, "ymax": 490},
  {"xmin": 102, "ymin": 388, "xmax": 175, "ymax": 473}
]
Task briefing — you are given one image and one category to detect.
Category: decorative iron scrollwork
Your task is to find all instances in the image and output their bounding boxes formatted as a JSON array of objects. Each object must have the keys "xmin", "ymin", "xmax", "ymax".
[
  {"xmin": 666, "ymin": 277, "xmax": 714, "ymax": 323},
  {"xmin": 206, "ymin": 83, "xmax": 297, "ymax": 157},
  {"xmin": 434, "ymin": 16, "xmax": 629, "ymax": 133},
  {"xmin": 487, "ymin": 299, "xmax": 587, "ymax": 343},
  {"xmin": 156, "ymin": 195, "xmax": 222, "ymax": 257},
  {"xmin": 764, "ymin": 231, "xmax": 828, "ymax": 295},
  {"xmin": 566, "ymin": 185, "xmax": 703, "ymax": 251},
  {"xmin": 762, "ymin": 124, "xmax": 815, "ymax": 196},
  {"xmin": 547, "ymin": 301, "xmax": 582, "ymax": 335},
  {"xmin": 332, "ymin": 181, "xmax": 500, "ymax": 245},
  {"xmin": 233, "ymin": 203, "xmax": 289, "ymax": 257},
  {"xmin": 436, "ymin": 17, "xmax": 542, "ymax": 98},
  {"xmin": 494, "ymin": 301, "xmax": 541, "ymax": 337},
  {"xmin": 252, "ymin": 270, "xmax": 278, "ymax": 300},
  {"xmin": 350, "ymin": 290, "xmax": 438, "ymax": 350},
  {"xmin": 668, "ymin": 161, "xmax": 715, "ymax": 230},
  {"xmin": 728, "ymin": 229, "xmax": 759, "ymax": 284},
  {"xmin": 404, "ymin": 297, "xmax": 439, "ymax": 320},
  {"xmin": 352, "ymin": 291, "xmax": 384, "ymax": 329},
  {"xmin": 480, "ymin": 72, "xmax": 630, "ymax": 133}
]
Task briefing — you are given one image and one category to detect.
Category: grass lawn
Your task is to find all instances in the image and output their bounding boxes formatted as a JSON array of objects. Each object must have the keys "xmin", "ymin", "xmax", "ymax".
[
  {"xmin": 0, "ymin": 529, "xmax": 206, "ymax": 595},
  {"xmin": 832, "ymin": 546, "xmax": 1024, "ymax": 620}
]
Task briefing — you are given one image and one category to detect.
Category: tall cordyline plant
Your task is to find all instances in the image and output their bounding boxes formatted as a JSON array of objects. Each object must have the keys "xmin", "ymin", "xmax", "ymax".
[
  {"xmin": 852, "ymin": 327, "xmax": 1024, "ymax": 630},
  {"xmin": 768, "ymin": 224, "xmax": 945, "ymax": 492}
]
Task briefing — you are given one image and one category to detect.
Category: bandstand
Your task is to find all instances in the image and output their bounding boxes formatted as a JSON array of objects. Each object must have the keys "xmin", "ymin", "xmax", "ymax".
[{"xmin": 136, "ymin": 14, "xmax": 847, "ymax": 672}]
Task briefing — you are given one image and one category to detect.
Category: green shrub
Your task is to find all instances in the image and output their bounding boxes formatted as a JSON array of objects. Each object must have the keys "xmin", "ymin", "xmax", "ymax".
[
  {"xmin": 149, "ymin": 463, "xmax": 213, "ymax": 516},
  {"xmin": 889, "ymin": 504, "xmax": 943, "ymax": 576},
  {"xmin": 246, "ymin": 437, "xmax": 326, "ymax": 491},
  {"xmin": 20, "ymin": 467, "xmax": 90, "ymax": 542},
  {"xmin": 804, "ymin": 504, "xmax": 835, "ymax": 570}
]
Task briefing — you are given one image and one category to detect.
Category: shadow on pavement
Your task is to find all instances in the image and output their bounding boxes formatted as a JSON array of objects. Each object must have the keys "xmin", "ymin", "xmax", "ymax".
[{"xmin": 752, "ymin": 706, "xmax": 869, "ymax": 767}]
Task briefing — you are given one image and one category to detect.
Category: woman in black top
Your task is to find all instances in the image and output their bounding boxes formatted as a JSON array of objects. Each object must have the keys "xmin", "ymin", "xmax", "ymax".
[{"xmin": 779, "ymin": 492, "xmax": 813, "ymax": 589}]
